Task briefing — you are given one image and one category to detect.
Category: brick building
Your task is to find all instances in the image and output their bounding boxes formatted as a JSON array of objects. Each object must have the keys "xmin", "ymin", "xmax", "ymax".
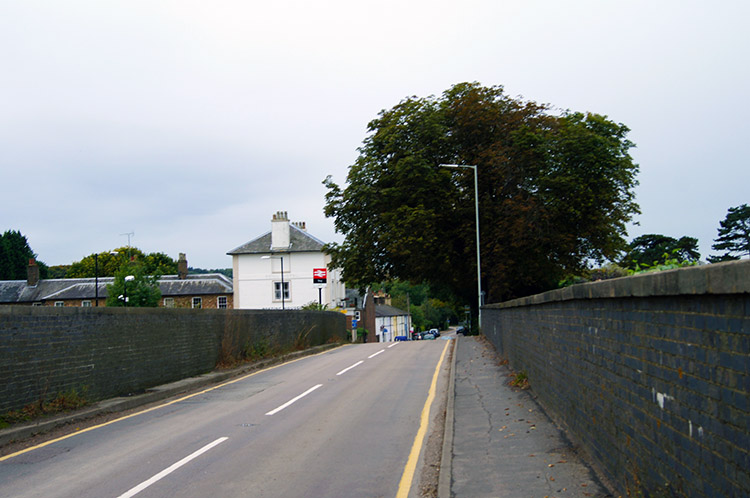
[{"xmin": 0, "ymin": 256, "xmax": 232, "ymax": 309}]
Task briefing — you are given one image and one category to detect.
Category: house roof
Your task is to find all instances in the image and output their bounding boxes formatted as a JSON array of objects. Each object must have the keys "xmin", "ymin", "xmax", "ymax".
[
  {"xmin": 375, "ymin": 304, "xmax": 410, "ymax": 317},
  {"xmin": 227, "ymin": 224, "xmax": 326, "ymax": 255},
  {"xmin": 0, "ymin": 274, "xmax": 233, "ymax": 304}
]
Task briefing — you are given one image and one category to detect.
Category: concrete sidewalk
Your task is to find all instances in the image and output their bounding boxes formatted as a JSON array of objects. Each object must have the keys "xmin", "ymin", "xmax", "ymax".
[{"xmin": 442, "ymin": 336, "xmax": 614, "ymax": 498}]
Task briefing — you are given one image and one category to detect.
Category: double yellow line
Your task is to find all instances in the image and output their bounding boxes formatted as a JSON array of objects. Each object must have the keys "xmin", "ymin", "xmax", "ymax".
[{"xmin": 396, "ymin": 339, "xmax": 450, "ymax": 498}]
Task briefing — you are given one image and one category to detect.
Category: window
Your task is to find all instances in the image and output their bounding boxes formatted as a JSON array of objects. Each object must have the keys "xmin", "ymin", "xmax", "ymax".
[
  {"xmin": 54, "ymin": 301, "xmax": 64, "ymax": 307},
  {"xmin": 192, "ymin": 297, "xmax": 202, "ymax": 309},
  {"xmin": 218, "ymin": 296, "xmax": 228, "ymax": 309},
  {"xmin": 273, "ymin": 281, "xmax": 290, "ymax": 301},
  {"xmin": 82, "ymin": 300, "xmax": 92, "ymax": 307},
  {"xmin": 32, "ymin": 302, "xmax": 42, "ymax": 307},
  {"xmin": 164, "ymin": 298, "xmax": 175, "ymax": 308}
]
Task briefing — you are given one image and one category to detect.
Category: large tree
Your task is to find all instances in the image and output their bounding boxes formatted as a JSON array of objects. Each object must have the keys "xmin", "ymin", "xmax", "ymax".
[
  {"xmin": 106, "ymin": 262, "xmax": 161, "ymax": 307},
  {"xmin": 620, "ymin": 234, "xmax": 701, "ymax": 270},
  {"xmin": 324, "ymin": 83, "xmax": 640, "ymax": 314},
  {"xmin": 0, "ymin": 230, "xmax": 48, "ymax": 280},
  {"xmin": 708, "ymin": 204, "xmax": 750, "ymax": 262}
]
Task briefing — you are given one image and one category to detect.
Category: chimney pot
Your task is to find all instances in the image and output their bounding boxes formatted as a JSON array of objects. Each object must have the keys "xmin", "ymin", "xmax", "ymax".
[
  {"xmin": 178, "ymin": 253, "xmax": 188, "ymax": 279},
  {"xmin": 271, "ymin": 211, "xmax": 291, "ymax": 249},
  {"xmin": 27, "ymin": 259, "xmax": 40, "ymax": 286}
]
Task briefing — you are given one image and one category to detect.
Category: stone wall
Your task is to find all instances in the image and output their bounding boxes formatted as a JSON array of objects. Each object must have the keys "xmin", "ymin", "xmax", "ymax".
[
  {"xmin": 0, "ymin": 307, "xmax": 344, "ymax": 414},
  {"xmin": 483, "ymin": 260, "xmax": 749, "ymax": 497}
]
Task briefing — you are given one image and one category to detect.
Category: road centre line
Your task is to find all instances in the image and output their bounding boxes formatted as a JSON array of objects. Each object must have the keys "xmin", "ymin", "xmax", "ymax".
[
  {"xmin": 116, "ymin": 437, "xmax": 228, "ymax": 498},
  {"xmin": 0, "ymin": 346, "xmax": 343, "ymax": 463},
  {"xmin": 336, "ymin": 360, "xmax": 364, "ymax": 376},
  {"xmin": 368, "ymin": 349, "xmax": 385, "ymax": 358},
  {"xmin": 387, "ymin": 343, "xmax": 399, "ymax": 348},
  {"xmin": 265, "ymin": 384, "xmax": 323, "ymax": 416}
]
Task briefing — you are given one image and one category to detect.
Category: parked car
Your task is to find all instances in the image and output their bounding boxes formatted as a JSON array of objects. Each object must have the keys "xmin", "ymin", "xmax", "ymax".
[
  {"xmin": 422, "ymin": 331, "xmax": 436, "ymax": 340},
  {"xmin": 455, "ymin": 326, "xmax": 466, "ymax": 335},
  {"xmin": 429, "ymin": 328, "xmax": 440, "ymax": 338}
]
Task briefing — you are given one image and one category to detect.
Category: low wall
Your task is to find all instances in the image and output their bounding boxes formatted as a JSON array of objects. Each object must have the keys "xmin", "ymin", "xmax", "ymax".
[
  {"xmin": 0, "ymin": 307, "xmax": 345, "ymax": 414},
  {"xmin": 483, "ymin": 260, "xmax": 749, "ymax": 497}
]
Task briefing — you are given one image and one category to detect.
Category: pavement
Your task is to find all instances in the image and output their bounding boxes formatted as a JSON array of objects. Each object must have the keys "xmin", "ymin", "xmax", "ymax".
[{"xmin": 440, "ymin": 335, "xmax": 615, "ymax": 498}]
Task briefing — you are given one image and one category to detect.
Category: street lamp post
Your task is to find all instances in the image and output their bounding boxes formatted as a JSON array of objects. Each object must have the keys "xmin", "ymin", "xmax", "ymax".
[
  {"xmin": 441, "ymin": 163, "xmax": 483, "ymax": 331},
  {"xmin": 95, "ymin": 253, "xmax": 99, "ymax": 306},
  {"xmin": 123, "ymin": 275, "xmax": 134, "ymax": 307},
  {"xmin": 262, "ymin": 255, "xmax": 286, "ymax": 310}
]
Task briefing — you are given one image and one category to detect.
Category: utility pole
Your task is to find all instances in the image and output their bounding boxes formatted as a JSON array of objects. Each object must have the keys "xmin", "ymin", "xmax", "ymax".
[{"xmin": 406, "ymin": 292, "xmax": 411, "ymax": 338}]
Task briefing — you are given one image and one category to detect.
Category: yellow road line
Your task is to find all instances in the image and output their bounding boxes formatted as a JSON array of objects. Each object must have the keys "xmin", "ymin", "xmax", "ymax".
[
  {"xmin": 0, "ymin": 348, "xmax": 338, "ymax": 463},
  {"xmin": 396, "ymin": 340, "xmax": 450, "ymax": 498}
]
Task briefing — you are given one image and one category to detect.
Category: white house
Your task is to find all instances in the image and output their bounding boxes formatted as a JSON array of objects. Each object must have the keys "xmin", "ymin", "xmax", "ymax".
[
  {"xmin": 227, "ymin": 211, "xmax": 345, "ymax": 310},
  {"xmin": 375, "ymin": 304, "xmax": 411, "ymax": 342}
]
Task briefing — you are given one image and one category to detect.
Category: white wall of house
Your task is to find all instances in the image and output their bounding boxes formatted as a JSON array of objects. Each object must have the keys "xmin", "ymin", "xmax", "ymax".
[
  {"xmin": 231, "ymin": 212, "xmax": 346, "ymax": 310},
  {"xmin": 234, "ymin": 251, "xmax": 345, "ymax": 309},
  {"xmin": 375, "ymin": 314, "xmax": 409, "ymax": 342}
]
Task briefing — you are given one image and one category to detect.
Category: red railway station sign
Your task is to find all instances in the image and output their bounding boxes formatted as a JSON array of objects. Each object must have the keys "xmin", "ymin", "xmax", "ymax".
[{"xmin": 313, "ymin": 268, "xmax": 327, "ymax": 284}]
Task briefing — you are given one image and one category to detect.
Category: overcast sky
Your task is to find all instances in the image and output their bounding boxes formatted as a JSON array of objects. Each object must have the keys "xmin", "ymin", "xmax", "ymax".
[{"xmin": 2, "ymin": 1, "xmax": 748, "ymax": 270}]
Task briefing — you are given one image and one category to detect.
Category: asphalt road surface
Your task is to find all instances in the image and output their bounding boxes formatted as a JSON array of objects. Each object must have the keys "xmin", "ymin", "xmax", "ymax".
[{"xmin": 0, "ymin": 340, "xmax": 451, "ymax": 498}]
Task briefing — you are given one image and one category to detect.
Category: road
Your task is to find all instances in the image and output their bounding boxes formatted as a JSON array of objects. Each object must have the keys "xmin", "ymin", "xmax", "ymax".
[{"xmin": 0, "ymin": 339, "xmax": 452, "ymax": 498}]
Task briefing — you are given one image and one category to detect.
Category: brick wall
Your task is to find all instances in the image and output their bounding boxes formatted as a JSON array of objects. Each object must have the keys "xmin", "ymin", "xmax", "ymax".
[
  {"xmin": 0, "ymin": 307, "xmax": 344, "ymax": 414},
  {"xmin": 483, "ymin": 260, "xmax": 749, "ymax": 497},
  {"xmin": 40, "ymin": 294, "xmax": 233, "ymax": 309},
  {"xmin": 164, "ymin": 294, "xmax": 233, "ymax": 309}
]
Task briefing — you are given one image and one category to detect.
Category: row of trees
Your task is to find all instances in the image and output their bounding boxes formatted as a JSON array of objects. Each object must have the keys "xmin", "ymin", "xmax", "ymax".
[
  {"xmin": 65, "ymin": 248, "xmax": 178, "ymax": 278},
  {"xmin": 619, "ymin": 203, "xmax": 749, "ymax": 271},
  {"xmin": 376, "ymin": 201, "xmax": 749, "ymax": 326},
  {"xmin": 0, "ymin": 230, "xmax": 49, "ymax": 280},
  {"xmin": 0, "ymin": 240, "xmax": 177, "ymax": 307}
]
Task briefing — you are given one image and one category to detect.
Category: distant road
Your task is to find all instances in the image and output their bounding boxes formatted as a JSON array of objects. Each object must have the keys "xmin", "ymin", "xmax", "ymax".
[{"xmin": 0, "ymin": 340, "xmax": 450, "ymax": 498}]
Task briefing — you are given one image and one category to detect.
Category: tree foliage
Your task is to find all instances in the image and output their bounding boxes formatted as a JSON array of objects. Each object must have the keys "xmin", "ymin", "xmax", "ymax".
[
  {"xmin": 709, "ymin": 204, "xmax": 750, "ymax": 262},
  {"xmin": 0, "ymin": 230, "xmax": 48, "ymax": 280},
  {"xmin": 67, "ymin": 247, "xmax": 177, "ymax": 278},
  {"xmin": 105, "ymin": 262, "xmax": 161, "ymax": 307},
  {"xmin": 619, "ymin": 234, "xmax": 700, "ymax": 270},
  {"xmin": 323, "ymin": 83, "xmax": 640, "ymax": 311},
  {"xmin": 188, "ymin": 267, "xmax": 233, "ymax": 278},
  {"xmin": 374, "ymin": 280, "xmax": 453, "ymax": 331}
]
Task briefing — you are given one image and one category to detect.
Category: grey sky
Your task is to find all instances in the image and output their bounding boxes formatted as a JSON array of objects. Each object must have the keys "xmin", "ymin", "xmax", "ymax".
[{"xmin": 2, "ymin": 1, "xmax": 748, "ymax": 270}]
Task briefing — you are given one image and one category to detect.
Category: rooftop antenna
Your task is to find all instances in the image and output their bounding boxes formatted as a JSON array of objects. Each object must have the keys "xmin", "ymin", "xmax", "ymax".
[{"xmin": 120, "ymin": 231, "xmax": 134, "ymax": 260}]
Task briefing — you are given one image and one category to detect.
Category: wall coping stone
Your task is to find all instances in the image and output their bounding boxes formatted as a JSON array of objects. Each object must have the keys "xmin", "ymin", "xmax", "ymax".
[{"xmin": 486, "ymin": 259, "xmax": 750, "ymax": 309}]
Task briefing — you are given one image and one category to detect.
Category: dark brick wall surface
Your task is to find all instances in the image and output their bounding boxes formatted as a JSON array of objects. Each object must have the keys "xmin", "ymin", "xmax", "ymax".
[
  {"xmin": 0, "ymin": 307, "xmax": 344, "ymax": 414},
  {"xmin": 483, "ymin": 260, "xmax": 750, "ymax": 497}
]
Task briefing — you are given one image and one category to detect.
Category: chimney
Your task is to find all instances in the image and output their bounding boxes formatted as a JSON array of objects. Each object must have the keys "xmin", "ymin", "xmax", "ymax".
[
  {"xmin": 292, "ymin": 221, "xmax": 307, "ymax": 231},
  {"xmin": 27, "ymin": 258, "xmax": 39, "ymax": 286},
  {"xmin": 178, "ymin": 253, "xmax": 188, "ymax": 280},
  {"xmin": 271, "ymin": 211, "xmax": 290, "ymax": 250}
]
